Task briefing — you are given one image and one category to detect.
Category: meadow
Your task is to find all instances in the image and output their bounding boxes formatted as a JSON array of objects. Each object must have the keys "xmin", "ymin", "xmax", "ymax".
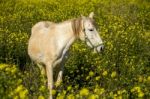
[{"xmin": 0, "ymin": 0, "xmax": 150, "ymax": 98}]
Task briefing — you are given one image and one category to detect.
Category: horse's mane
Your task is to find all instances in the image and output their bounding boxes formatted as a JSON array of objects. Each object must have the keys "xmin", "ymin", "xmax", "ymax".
[{"xmin": 71, "ymin": 17, "xmax": 82, "ymax": 36}]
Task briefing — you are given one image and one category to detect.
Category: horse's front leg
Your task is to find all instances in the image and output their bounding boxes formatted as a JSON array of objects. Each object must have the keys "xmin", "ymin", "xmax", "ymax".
[
  {"xmin": 55, "ymin": 65, "xmax": 63, "ymax": 87},
  {"xmin": 55, "ymin": 52, "xmax": 68, "ymax": 87},
  {"xmin": 45, "ymin": 61, "xmax": 53, "ymax": 99}
]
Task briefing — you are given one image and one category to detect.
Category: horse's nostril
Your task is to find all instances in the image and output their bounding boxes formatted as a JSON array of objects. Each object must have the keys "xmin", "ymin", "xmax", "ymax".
[
  {"xmin": 96, "ymin": 45, "xmax": 104, "ymax": 52},
  {"xmin": 100, "ymin": 45, "xmax": 104, "ymax": 51}
]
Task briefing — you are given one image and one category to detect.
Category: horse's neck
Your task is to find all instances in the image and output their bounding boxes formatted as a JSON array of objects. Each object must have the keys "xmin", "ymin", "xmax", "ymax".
[
  {"xmin": 56, "ymin": 21, "xmax": 77, "ymax": 53},
  {"xmin": 62, "ymin": 21, "xmax": 76, "ymax": 48}
]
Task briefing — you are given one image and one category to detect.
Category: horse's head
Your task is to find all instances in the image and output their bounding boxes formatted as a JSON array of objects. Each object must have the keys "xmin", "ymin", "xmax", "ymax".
[{"xmin": 79, "ymin": 12, "xmax": 104, "ymax": 52}]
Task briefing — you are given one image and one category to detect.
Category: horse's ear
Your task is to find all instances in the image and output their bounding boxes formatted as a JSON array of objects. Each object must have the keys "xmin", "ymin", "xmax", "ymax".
[{"xmin": 89, "ymin": 12, "xmax": 94, "ymax": 18}]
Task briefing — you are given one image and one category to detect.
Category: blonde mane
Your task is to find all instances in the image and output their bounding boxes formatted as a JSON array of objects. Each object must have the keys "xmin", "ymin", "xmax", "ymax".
[{"xmin": 71, "ymin": 18, "xmax": 82, "ymax": 36}]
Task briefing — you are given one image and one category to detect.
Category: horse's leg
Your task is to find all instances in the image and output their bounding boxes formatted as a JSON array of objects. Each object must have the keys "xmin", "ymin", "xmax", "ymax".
[
  {"xmin": 45, "ymin": 61, "xmax": 53, "ymax": 99},
  {"xmin": 53, "ymin": 64, "xmax": 61, "ymax": 82},
  {"xmin": 55, "ymin": 63, "xmax": 64, "ymax": 87},
  {"xmin": 55, "ymin": 52, "xmax": 68, "ymax": 87}
]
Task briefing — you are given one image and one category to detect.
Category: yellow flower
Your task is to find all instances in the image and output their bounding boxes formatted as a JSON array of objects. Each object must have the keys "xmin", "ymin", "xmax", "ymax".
[
  {"xmin": 111, "ymin": 71, "xmax": 117, "ymax": 78},
  {"xmin": 19, "ymin": 89, "xmax": 28, "ymax": 99},
  {"xmin": 117, "ymin": 90, "xmax": 121, "ymax": 95},
  {"xmin": 100, "ymin": 88, "xmax": 105, "ymax": 95},
  {"xmin": 102, "ymin": 71, "xmax": 108, "ymax": 76},
  {"xmin": 67, "ymin": 94, "xmax": 75, "ymax": 99},
  {"xmin": 117, "ymin": 95, "xmax": 123, "ymax": 99},
  {"xmin": 38, "ymin": 95, "xmax": 45, "ymax": 99},
  {"xmin": 67, "ymin": 86, "xmax": 72, "ymax": 91},
  {"xmin": 138, "ymin": 76, "xmax": 143, "ymax": 82},
  {"xmin": 86, "ymin": 76, "xmax": 90, "ymax": 80},
  {"xmin": 138, "ymin": 91, "xmax": 144, "ymax": 98},
  {"xmin": 5, "ymin": 67, "xmax": 11, "ymax": 72},
  {"xmin": 15, "ymin": 85, "xmax": 24, "ymax": 93},
  {"xmin": 94, "ymin": 88, "xmax": 99, "ymax": 93},
  {"xmin": 63, "ymin": 90, "xmax": 66, "ymax": 95},
  {"xmin": 131, "ymin": 86, "xmax": 141, "ymax": 93},
  {"xmin": 57, "ymin": 95, "xmax": 64, "ymax": 99},
  {"xmin": 89, "ymin": 71, "xmax": 94, "ymax": 77},
  {"xmin": 130, "ymin": 88, "xmax": 135, "ymax": 92},
  {"xmin": 14, "ymin": 96, "xmax": 19, "ymax": 99},
  {"xmin": 88, "ymin": 94, "xmax": 97, "ymax": 99},
  {"xmin": 122, "ymin": 89, "xmax": 127, "ymax": 93},
  {"xmin": 94, "ymin": 88, "xmax": 105, "ymax": 95},
  {"xmin": 80, "ymin": 88, "xmax": 89, "ymax": 96},
  {"xmin": 39, "ymin": 85, "xmax": 46, "ymax": 92},
  {"xmin": 17, "ymin": 79, "xmax": 23, "ymax": 84},
  {"xmin": 134, "ymin": 86, "xmax": 141, "ymax": 93},
  {"xmin": 95, "ymin": 76, "xmax": 100, "ymax": 81},
  {"xmin": 11, "ymin": 67, "xmax": 17, "ymax": 74},
  {"xmin": 0, "ymin": 64, "xmax": 8, "ymax": 70},
  {"xmin": 114, "ymin": 94, "xmax": 117, "ymax": 97},
  {"xmin": 147, "ymin": 76, "xmax": 150, "ymax": 82},
  {"xmin": 52, "ymin": 89, "xmax": 56, "ymax": 95}
]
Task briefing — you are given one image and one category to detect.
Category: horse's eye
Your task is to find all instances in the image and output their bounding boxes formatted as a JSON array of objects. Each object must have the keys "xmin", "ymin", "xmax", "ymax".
[{"xmin": 89, "ymin": 29, "xmax": 94, "ymax": 31}]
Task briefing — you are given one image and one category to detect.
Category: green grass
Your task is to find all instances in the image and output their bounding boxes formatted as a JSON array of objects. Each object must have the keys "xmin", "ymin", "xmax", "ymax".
[{"xmin": 0, "ymin": 0, "xmax": 150, "ymax": 98}]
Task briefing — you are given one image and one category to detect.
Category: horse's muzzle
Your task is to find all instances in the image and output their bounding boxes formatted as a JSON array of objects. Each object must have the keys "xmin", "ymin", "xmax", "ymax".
[{"xmin": 95, "ymin": 45, "xmax": 104, "ymax": 52}]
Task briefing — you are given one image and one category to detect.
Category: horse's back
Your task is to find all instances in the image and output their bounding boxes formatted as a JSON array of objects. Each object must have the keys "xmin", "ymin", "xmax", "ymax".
[{"xmin": 31, "ymin": 21, "xmax": 54, "ymax": 35}]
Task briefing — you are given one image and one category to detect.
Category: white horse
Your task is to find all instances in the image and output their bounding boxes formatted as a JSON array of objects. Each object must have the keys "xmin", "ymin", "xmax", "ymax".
[{"xmin": 28, "ymin": 12, "xmax": 104, "ymax": 99}]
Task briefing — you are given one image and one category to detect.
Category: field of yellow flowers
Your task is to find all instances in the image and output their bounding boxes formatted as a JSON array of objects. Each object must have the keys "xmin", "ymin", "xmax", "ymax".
[{"xmin": 0, "ymin": 0, "xmax": 150, "ymax": 98}]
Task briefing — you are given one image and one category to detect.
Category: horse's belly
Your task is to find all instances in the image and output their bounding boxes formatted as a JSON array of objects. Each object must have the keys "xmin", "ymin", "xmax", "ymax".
[{"xmin": 28, "ymin": 36, "xmax": 58, "ymax": 64}]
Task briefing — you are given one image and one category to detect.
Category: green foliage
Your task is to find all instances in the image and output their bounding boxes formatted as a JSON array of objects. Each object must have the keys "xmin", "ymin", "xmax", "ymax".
[
  {"xmin": 0, "ymin": 0, "xmax": 150, "ymax": 98},
  {"xmin": 0, "ymin": 64, "xmax": 28, "ymax": 99}
]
